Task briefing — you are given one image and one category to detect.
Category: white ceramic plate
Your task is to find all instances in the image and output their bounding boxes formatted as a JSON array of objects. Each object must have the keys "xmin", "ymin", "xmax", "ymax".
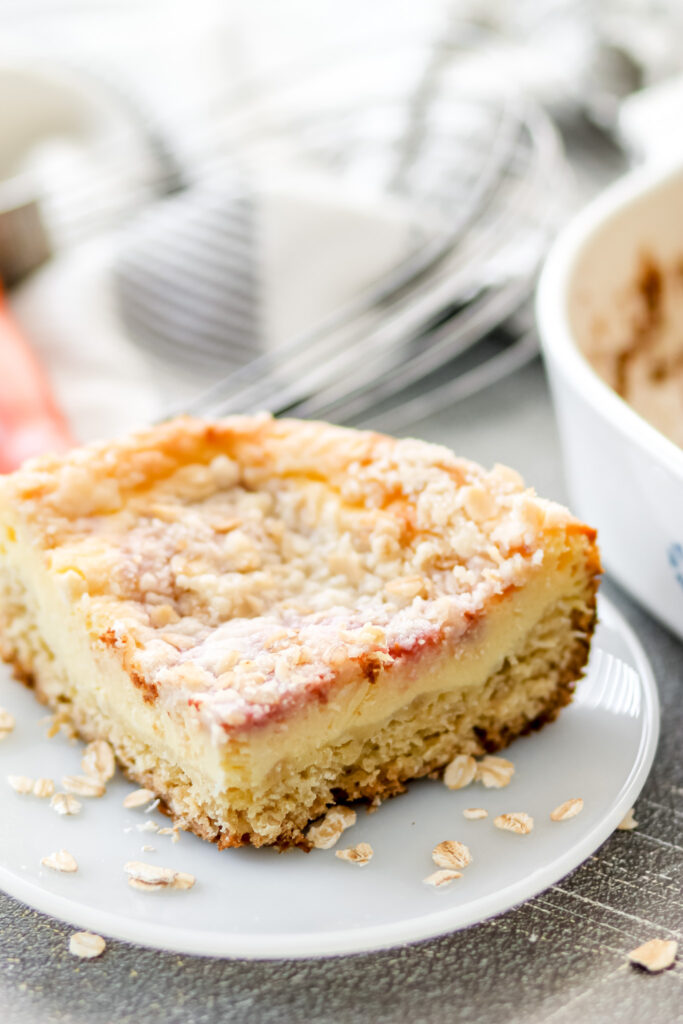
[{"xmin": 0, "ymin": 595, "xmax": 658, "ymax": 959}]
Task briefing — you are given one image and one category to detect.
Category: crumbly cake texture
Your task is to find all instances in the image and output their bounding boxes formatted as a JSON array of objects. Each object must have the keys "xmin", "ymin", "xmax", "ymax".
[{"xmin": 0, "ymin": 415, "xmax": 600, "ymax": 848}]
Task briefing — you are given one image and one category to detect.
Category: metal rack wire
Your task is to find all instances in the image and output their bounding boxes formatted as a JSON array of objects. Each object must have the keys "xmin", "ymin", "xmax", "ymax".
[{"xmin": 157, "ymin": 42, "xmax": 569, "ymax": 427}]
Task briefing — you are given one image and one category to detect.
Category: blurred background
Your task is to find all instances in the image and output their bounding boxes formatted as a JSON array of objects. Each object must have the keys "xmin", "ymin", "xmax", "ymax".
[{"xmin": 1, "ymin": 0, "xmax": 683, "ymax": 469}]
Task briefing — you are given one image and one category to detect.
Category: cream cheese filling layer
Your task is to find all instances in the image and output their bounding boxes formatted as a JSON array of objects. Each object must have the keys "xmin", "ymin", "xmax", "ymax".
[{"xmin": 233, "ymin": 544, "xmax": 588, "ymax": 790}]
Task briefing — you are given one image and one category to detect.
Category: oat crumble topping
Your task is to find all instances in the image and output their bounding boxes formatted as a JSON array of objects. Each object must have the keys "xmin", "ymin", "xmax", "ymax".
[{"xmin": 4, "ymin": 416, "xmax": 577, "ymax": 736}]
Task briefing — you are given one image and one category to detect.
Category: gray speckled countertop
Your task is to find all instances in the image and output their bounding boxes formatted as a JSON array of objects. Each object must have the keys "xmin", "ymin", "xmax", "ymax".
[{"xmin": 1, "ymin": 363, "xmax": 682, "ymax": 1024}]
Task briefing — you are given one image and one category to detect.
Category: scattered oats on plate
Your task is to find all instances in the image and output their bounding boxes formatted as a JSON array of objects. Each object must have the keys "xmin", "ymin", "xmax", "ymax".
[
  {"xmin": 7, "ymin": 775, "xmax": 34, "ymax": 795},
  {"xmin": 41, "ymin": 849, "xmax": 78, "ymax": 873},
  {"xmin": 335, "ymin": 842, "xmax": 373, "ymax": 866},
  {"xmin": 32, "ymin": 777, "xmax": 54, "ymax": 799},
  {"xmin": 123, "ymin": 788, "xmax": 156, "ymax": 809},
  {"xmin": 81, "ymin": 740, "xmax": 116, "ymax": 782},
  {"xmin": 493, "ymin": 812, "xmax": 534, "ymax": 835},
  {"xmin": 550, "ymin": 798, "xmax": 583, "ymax": 822},
  {"xmin": 50, "ymin": 792, "xmax": 82, "ymax": 816},
  {"xmin": 124, "ymin": 861, "xmax": 195, "ymax": 892},
  {"xmin": 61, "ymin": 775, "xmax": 106, "ymax": 798},
  {"xmin": 432, "ymin": 840, "xmax": 472, "ymax": 870},
  {"xmin": 476, "ymin": 756, "xmax": 515, "ymax": 789},
  {"xmin": 307, "ymin": 806, "xmax": 356, "ymax": 850},
  {"xmin": 443, "ymin": 755, "xmax": 477, "ymax": 791},
  {"xmin": 423, "ymin": 869, "xmax": 462, "ymax": 888}
]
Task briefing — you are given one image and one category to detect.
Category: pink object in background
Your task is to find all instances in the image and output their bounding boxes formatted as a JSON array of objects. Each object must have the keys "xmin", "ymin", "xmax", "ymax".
[{"xmin": 0, "ymin": 285, "xmax": 73, "ymax": 472}]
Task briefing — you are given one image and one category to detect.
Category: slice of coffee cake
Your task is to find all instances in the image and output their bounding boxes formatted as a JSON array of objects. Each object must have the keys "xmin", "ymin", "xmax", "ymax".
[{"xmin": 0, "ymin": 416, "xmax": 600, "ymax": 847}]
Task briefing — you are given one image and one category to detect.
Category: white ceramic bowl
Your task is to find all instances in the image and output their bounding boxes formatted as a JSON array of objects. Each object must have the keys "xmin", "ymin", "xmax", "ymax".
[
  {"xmin": 537, "ymin": 162, "xmax": 683, "ymax": 640},
  {"xmin": 0, "ymin": 58, "xmax": 161, "ymax": 254}
]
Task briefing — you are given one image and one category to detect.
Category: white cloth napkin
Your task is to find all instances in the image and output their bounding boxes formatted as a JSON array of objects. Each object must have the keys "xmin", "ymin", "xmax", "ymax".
[
  {"xmin": 10, "ymin": 168, "xmax": 419, "ymax": 442},
  {"xmin": 261, "ymin": 169, "xmax": 420, "ymax": 349}
]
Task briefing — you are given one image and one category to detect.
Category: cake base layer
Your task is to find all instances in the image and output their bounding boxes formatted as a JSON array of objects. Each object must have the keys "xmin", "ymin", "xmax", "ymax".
[{"xmin": 0, "ymin": 557, "xmax": 596, "ymax": 847}]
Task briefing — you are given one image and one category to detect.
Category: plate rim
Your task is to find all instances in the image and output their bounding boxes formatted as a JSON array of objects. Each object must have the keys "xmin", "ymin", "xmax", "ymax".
[{"xmin": 0, "ymin": 594, "xmax": 659, "ymax": 959}]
